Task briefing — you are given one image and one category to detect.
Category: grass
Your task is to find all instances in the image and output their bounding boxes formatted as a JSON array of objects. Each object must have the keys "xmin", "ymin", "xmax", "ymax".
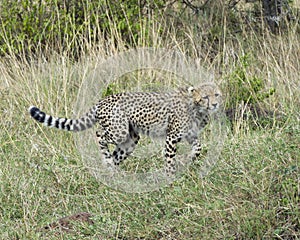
[{"xmin": 1, "ymin": 12, "xmax": 300, "ymax": 240}]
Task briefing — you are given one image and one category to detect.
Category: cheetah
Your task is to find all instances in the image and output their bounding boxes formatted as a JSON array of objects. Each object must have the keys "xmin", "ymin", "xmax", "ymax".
[{"xmin": 29, "ymin": 82, "xmax": 222, "ymax": 176}]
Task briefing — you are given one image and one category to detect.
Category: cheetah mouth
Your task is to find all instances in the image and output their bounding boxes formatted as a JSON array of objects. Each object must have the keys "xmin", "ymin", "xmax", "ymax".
[{"xmin": 208, "ymin": 106, "xmax": 219, "ymax": 112}]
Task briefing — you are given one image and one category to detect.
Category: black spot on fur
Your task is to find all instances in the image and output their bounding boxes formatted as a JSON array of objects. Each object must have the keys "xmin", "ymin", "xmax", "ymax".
[
  {"xmin": 47, "ymin": 116, "xmax": 53, "ymax": 126},
  {"xmin": 55, "ymin": 119, "xmax": 60, "ymax": 128},
  {"xmin": 79, "ymin": 122, "xmax": 85, "ymax": 130},
  {"xmin": 37, "ymin": 112, "xmax": 46, "ymax": 123},
  {"xmin": 61, "ymin": 119, "xmax": 67, "ymax": 129}
]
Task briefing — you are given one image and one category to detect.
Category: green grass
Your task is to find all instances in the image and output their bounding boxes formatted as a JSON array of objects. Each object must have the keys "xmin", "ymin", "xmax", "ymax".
[
  {"xmin": 1, "ymin": 16, "xmax": 300, "ymax": 240},
  {"xmin": 1, "ymin": 112, "xmax": 299, "ymax": 239}
]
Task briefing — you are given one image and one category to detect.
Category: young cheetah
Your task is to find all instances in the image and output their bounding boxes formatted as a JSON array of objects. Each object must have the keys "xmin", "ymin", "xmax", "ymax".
[{"xmin": 29, "ymin": 82, "xmax": 222, "ymax": 175}]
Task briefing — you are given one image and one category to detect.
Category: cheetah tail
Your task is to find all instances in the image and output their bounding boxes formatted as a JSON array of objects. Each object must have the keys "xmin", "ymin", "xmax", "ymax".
[{"xmin": 28, "ymin": 106, "xmax": 97, "ymax": 132}]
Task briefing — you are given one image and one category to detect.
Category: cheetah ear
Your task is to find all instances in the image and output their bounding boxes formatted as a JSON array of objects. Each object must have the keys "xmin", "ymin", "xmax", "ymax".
[{"xmin": 188, "ymin": 86, "xmax": 195, "ymax": 94}]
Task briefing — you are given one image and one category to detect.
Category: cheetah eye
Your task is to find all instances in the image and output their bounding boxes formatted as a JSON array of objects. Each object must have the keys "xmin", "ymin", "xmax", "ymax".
[
  {"xmin": 202, "ymin": 96, "xmax": 209, "ymax": 100},
  {"xmin": 215, "ymin": 93, "xmax": 220, "ymax": 97}
]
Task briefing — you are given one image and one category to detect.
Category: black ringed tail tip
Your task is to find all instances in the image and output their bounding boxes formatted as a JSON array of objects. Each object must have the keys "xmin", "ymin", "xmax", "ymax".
[
  {"xmin": 28, "ymin": 106, "xmax": 46, "ymax": 123},
  {"xmin": 29, "ymin": 106, "xmax": 39, "ymax": 116}
]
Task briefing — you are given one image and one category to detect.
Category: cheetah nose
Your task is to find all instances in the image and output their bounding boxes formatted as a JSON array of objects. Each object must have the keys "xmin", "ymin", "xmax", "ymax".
[{"xmin": 212, "ymin": 103, "xmax": 218, "ymax": 108}]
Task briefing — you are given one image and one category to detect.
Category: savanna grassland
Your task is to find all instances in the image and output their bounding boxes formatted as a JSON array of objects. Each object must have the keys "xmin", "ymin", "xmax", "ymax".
[{"xmin": 0, "ymin": 1, "xmax": 299, "ymax": 239}]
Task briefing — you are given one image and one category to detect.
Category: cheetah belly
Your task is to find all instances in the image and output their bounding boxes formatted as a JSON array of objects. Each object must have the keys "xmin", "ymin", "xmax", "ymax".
[{"xmin": 131, "ymin": 118, "xmax": 169, "ymax": 138}]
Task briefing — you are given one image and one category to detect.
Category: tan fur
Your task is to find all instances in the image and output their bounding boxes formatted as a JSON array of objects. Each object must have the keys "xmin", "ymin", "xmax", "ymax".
[{"xmin": 29, "ymin": 82, "xmax": 222, "ymax": 175}]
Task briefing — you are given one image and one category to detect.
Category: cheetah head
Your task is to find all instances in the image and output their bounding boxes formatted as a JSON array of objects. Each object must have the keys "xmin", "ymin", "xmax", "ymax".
[{"xmin": 188, "ymin": 82, "xmax": 222, "ymax": 112}]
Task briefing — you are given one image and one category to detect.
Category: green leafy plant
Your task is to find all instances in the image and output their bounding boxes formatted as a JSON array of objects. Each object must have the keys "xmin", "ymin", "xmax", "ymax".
[
  {"xmin": 101, "ymin": 83, "xmax": 119, "ymax": 98},
  {"xmin": 225, "ymin": 54, "xmax": 275, "ymax": 109},
  {"xmin": 0, "ymin": 0, "xmax": 166, "ymax": 57}
]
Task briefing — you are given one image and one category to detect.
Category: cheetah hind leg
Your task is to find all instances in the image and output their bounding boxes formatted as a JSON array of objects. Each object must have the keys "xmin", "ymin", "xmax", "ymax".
[
  {"xmin": 112, "ymin": 130, "xmax": 140, "ymax": 165},
  {"xmin": 95, "ymin": 130, "xmax": 116, "ymax": 171}
]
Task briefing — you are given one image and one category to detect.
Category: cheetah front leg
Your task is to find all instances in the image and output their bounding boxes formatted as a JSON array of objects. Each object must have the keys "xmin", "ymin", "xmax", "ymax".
[
  {"xmin": 164, "ymin": 134, "xmax": 180, "ymax": 177},
  {"xmin": 187, "ymin": 137, "xmax": 201, "ymax": 161}
]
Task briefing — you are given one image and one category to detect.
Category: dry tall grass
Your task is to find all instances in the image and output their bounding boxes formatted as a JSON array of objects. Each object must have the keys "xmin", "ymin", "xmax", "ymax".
[{"xmin": 0, "ymin": 4, "xmax": 299, "ymax": 239}]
